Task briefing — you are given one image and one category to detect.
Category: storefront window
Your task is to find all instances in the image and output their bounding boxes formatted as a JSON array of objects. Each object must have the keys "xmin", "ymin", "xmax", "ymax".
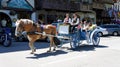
[
  {"xmin": 0, "ymin": 0, "xmax": 2, "ymax": 8},
  {"xmin": 81, "ymin": 0, "xmax": 92, "ymax": 4},
  {"xmin": 17, "ymin": 12, "xmax": 31, "ymax": 19}
]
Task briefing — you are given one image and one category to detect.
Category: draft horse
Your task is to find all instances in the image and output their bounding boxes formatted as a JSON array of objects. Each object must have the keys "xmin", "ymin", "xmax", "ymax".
[{"xmin": 15, "ymin": 19, "xmax": 57, "ymax": 54}]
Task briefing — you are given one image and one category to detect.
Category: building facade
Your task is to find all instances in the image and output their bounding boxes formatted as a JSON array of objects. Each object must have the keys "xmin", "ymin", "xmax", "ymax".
[
  {"xmin": 34, "ymin": 0, "xmax": 96, "ymax": 24},
  {"xmin": 0, "ymin": 0, "xmax": 116, "ymax": 26},
  {"xmin": 92, "ymin": 0, "xmax": 115, "ymax": 25},
  {"xmin": 34, "ymin": 0, "xmax": 115, "ymax": 25}
]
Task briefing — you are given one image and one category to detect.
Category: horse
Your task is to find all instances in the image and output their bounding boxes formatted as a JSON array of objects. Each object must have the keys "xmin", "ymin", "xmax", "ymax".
[{"xmin": 15, "ymin": 19, "xmax": 57, "ymax": 54}]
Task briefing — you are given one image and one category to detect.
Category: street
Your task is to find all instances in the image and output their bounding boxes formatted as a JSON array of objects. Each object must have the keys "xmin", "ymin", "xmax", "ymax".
[{"xmin": 0, "ymin": 36, "xmax": 120, "ymax": 67}]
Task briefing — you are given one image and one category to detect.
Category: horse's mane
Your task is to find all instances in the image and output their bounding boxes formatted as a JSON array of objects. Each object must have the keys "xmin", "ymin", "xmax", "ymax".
[{"xmin": 20, "ymin": 19, "xmax": 34, "ymax": 25}]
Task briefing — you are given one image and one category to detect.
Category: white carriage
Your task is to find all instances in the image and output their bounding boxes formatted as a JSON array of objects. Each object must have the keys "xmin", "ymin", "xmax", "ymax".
[{"xmin": 57, "ymin": 23, "xmax": 100, "ymax": 49}]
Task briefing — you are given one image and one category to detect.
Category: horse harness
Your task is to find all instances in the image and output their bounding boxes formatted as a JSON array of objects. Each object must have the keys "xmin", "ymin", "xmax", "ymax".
[
  {"xmin": 19, "ymin": 21, "xmax": 43, "ymax": 35},
  {"xmin": 27, "ymin": 23, "xmax": 45, "ymax": 35},
  {"xmin": 19, "ymin": 21, "xmax": 56, "ymax": 39}
]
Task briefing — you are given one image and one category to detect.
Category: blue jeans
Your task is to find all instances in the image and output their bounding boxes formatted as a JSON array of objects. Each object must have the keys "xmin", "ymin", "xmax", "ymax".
[
  {"xmin": 71, "ymin": 33, "xmax": 77, "ymax": 48},
  {"xmin": 77, "ymin": 29, "xmax": 86, "ymax": 40}
]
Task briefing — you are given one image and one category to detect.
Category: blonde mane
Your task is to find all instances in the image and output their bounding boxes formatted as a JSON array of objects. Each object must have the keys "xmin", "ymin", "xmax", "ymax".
[{"xmin": 20, "ymin": 19, "xmax": 34, "ymax": 25}]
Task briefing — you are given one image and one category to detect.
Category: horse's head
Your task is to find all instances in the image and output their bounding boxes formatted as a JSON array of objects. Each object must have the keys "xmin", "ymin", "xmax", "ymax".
[
  {"xmin": 15, "ymin": 19, "xmax": 25, "ymax": 37},
  {"xmin": 15, "ymin": 19, "xmax": 34, "ymax": 37}
]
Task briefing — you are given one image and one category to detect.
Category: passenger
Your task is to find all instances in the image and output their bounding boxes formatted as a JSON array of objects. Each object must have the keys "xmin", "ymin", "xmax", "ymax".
[
  {"xmin": 63, "ymin": 13, "xmax": 72, "ymax": 33},
  {"xmin": 87, "ymin": 22, "xmax": 97, "ymax": 31},
  {"xmin": 80, "ymin": 19, "xmax": 88, "ymax": 31},
  {"xmin": 77, "ymin": 19, "xmax": 89, "ymax": 40},
  {"xmin": 63, "ymin": 13, "xmax": 72, "ymax": 24},
  {"xmin": 86, "ymin": 21, "xmax": 97, "ymax": 44},
  {"xmin": 71, "ymin": 13, "xmax": 80, "ymax": 33}
]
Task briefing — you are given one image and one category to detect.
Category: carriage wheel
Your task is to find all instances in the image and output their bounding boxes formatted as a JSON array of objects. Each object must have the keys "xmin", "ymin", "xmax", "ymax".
[{"xmin": 92, "ymin": 33, "xmax": 100, "ymax": 46}]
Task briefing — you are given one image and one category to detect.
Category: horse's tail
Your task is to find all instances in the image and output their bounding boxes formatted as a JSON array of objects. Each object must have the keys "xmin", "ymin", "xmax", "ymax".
[{"xmin": 51, "ymin": 25, "xmax": 60, "ymax": 46}]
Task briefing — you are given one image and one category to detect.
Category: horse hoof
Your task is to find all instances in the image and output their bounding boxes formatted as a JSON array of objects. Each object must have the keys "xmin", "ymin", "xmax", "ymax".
[
  {"xmin": 30, "ymin": 52, "xmax": 34, "ymax": 54},
  {"xmin": 53, "ymin": 49, "xmax": 56, "ymax": 51},
  {"xmin": 47, "ymin": 50, "xmax": 51, "ymax": 53},
  {"xmin": 34, "ymin": 49, "xmax": 36, "ymax": 52}
]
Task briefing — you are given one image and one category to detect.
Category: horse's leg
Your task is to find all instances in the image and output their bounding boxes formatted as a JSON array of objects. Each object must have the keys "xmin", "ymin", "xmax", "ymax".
[
  {"xmin": 47, "ymin": 36, "xmax": 52, "ymax": 52},
  {"xmin": 29, "ymin": 41, "xmax": 36, "ymax": 54},
  {"xmin": 53, "ymin": 43, "xmax": 57, "ymax": 51},
  {"xmin": 52, "ymin": 37, "xmax": 57, "ymax": 51}
]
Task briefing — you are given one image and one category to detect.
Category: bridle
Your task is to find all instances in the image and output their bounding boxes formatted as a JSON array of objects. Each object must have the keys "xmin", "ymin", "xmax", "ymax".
[
  {"xmin": 19, "ymin": 22, "xmax": 25, "ymax": 32},
  {"xmin": 15, "ymin": 21, "xmax": 25, "ymax": 36},
  {"xmin": 16, "ymin": 20, "xmax": 43, "ymax": 37}
]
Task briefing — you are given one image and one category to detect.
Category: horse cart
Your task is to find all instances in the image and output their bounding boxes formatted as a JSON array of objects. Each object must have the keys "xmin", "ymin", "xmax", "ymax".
[
  {"xmin": 15, "ymin": 19, "xmax": 100, "ymax": 54},
  {"xmin": 55, "ymin": 23, "xmax": 100, "ymax": 49}
]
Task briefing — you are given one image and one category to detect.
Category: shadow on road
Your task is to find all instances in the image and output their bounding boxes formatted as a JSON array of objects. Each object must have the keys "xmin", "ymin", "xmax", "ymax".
[
  {"xmin": 67, "ymin": 44, "xmax": 108, "ymax": 52},
  {"xmin": 0, "ymin": 42, "xmax": 49, "ymax": 53},
  {"xmin": 26, "ymin": 50, "xmax": 68, "ymax": 59},
  {"xmin": 26, "ymin": 44, "xmax": 108, "ymax": 59},
  {"xmin": 94, "ymin": 45, "xmax": 108, "ymax": 48}
]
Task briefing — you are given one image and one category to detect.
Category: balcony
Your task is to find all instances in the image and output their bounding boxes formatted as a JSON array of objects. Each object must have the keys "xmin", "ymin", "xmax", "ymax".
[
  {"xmin": 93, "ymin": 0, "xmax": 114, "ymax": 4},
  {"xmin": 92, "ymin": 2, "xmax": 105, "ymax": 9},
  {"xmin": 79, "ymin": 3, "xmax": 92, "ymax": 11},
  {"xmin": 35, "ymin": 0, "xmax": 80, "ymax": 11},
  {"xmin": 102, "ymin": 0, "xmax": 114, "ymax": 4},
  {"xmin": 41, "ymin": 1, "xmax": 68, "ymax": 10},
  {"xmin": 69, "ymin": 2, "xmax": 80, "ymax": 11},
  {"xmin": 93, "ymin": 0, "xmax": 104, "ymax": 3}
]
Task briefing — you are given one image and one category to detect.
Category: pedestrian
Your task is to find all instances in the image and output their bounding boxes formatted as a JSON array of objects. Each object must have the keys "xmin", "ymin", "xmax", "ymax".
[
  {"xmin": 1, "ymin": 18, "xmax": 7, "ymax": 27},
  {"xmin": 38, "ymin": 15, "xmax": 45, "ymax": 25}
]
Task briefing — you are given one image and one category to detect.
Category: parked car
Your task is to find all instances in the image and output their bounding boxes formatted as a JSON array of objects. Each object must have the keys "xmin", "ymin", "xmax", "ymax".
[
  {"xmin": 100, "ymin": 24, "xmax": 120, "ymax": 36},
  {"xmin": 96, "ymin": 26, "xmax": 108, "ymax": 36}
]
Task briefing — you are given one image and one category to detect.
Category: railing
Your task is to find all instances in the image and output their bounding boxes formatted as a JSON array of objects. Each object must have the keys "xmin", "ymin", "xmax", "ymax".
[
  {"xmin": 80, "ymin": 3, "xmax": 92, "ymax": 11},
  {"xmin": 102, "ymin": 0, "xmax": 114, "ymax": 4},
  {"xmin": 93, "ymin": 0, "xmax": 114, "ymax": 4},
  {"xmin": 92, "ymin": 2, "xmax": 105, "ymax": 9}
]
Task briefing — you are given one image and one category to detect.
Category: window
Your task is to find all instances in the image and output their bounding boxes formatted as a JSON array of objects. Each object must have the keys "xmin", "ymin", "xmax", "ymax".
[
  {"xmin": 82, "ymin": 0, "xmax": 88, "ymax": 3},
  {"xmin": 89, "ymin": 0, "xmax": 93, "ymax": 4},
  {"xmin": 81, "ymin": 0, "xmax": 92, "ymax": 4}
]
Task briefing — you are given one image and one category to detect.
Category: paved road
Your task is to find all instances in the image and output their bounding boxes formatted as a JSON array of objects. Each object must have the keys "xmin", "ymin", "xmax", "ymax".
[{"xmin": 0, "ymin": 36, "xmax": 120, "ymax": 67}]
